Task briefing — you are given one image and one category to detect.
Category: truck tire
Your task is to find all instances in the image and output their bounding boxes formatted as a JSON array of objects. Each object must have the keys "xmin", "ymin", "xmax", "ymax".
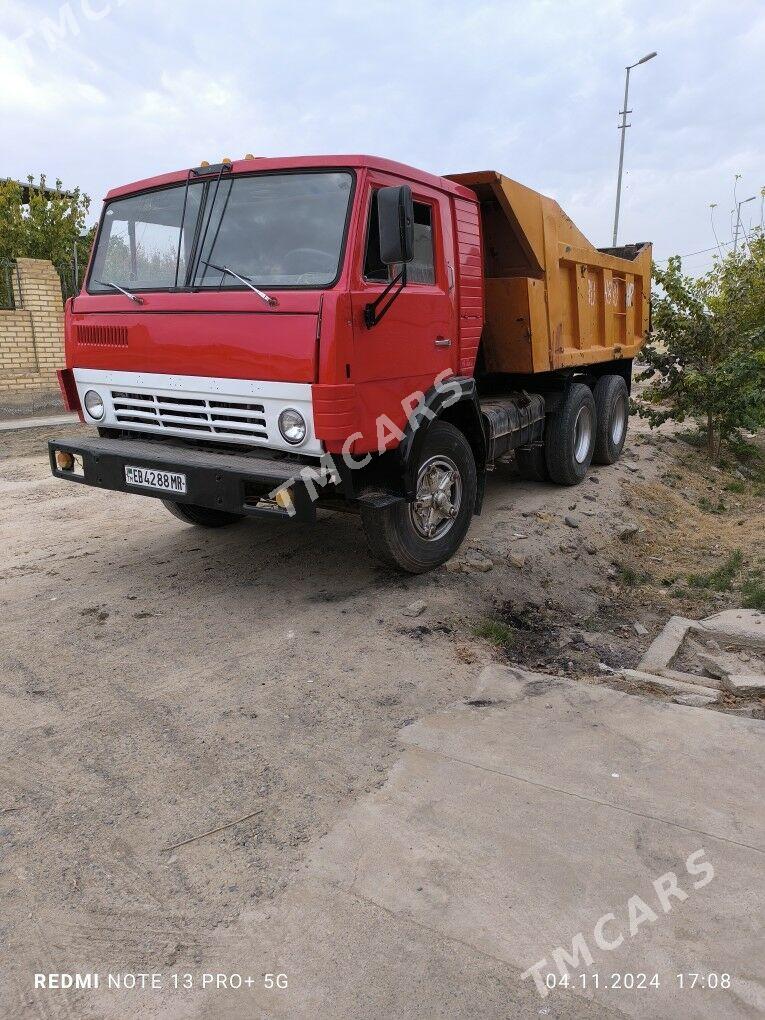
[
  {"xmin": 361, "ymin": 421, "xmax": 477, "ymax": 573},
  {"xmin": 593, "ymin": 374, "xmax": 629, "ymax": 464},
  {"xmin": 515, "ymin": 443, "xmax": 549, "ymax": 482},
  {"xmin": 162, "ymin": 500, "xmax": 244, "ymax": 528},
  {"xmin": 545, "ymin": 383, "xmax": 596, "ymax": 485}
]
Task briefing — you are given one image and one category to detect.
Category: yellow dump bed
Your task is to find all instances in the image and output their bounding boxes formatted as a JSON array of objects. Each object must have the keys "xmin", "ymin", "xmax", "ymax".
[{"xmin": 447, "ymin": 171, "xmax": 651, "ymax": 375}]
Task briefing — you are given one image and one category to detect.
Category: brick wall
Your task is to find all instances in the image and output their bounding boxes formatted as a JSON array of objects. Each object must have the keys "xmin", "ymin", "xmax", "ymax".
[{"xmin": 0, "ymin": 258, "xmax": 65, "ymax": 405}]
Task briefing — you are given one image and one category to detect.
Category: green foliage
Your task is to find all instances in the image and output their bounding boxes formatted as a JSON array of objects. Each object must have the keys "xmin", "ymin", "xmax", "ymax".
[
  {"xmin": 697, "ymin": 495, "xmax": 728, "ymax": 514},
  {"xmin": 742, "ymin": 576, "xmax": 765, "ymax": 611},
  {"xmin": 635, "ymin": 233, "xmax": 765, "ymax": 461},
  {"xmin": 0, "ymin": 175, "xmax": 94, "ymax": 273},
  {"xmin": 687, "ymin": 550, "xmax": 743, "ymax": 592},
  {"xmin": 613, "ymin": 563, "xmax": 652, "ymax": 587},
  {"xmin": 472, "ymin": 619, "xmax": 516, "ymax": 651}
]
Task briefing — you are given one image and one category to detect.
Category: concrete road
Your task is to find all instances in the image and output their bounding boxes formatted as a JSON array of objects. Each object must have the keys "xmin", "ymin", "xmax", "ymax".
[
  {"xmin": 151, "ymin": 666, "xmax": 763, "ymax": 1019},
  {"xmin": 2, "ymin": 422, "xmax": 761, "ymax": 1018}
]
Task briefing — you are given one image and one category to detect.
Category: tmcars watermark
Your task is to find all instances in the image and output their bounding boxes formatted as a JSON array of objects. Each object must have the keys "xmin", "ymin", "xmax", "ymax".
[
  {"xmin": 268, "ymin": 368, "xmax": 465, "ymax": 514},
  {"xmin": 14, "ymin": 0, "xmax": 130, "ymax": 55},
  {"xmin": 521, "ymin": 848, "xmax": 715, "ymax": 997}
]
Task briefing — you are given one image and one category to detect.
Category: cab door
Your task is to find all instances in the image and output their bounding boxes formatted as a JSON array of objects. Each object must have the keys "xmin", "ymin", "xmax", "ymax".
[{"xmin": 349, "ymin": 172, "xmax": 458, "ymax": 443}]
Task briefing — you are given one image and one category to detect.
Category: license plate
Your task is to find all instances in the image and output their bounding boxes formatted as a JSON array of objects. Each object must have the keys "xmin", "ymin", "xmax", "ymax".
[{"xmin": 125, "ymin": 465, "xmax": 187, "ymax": 494}]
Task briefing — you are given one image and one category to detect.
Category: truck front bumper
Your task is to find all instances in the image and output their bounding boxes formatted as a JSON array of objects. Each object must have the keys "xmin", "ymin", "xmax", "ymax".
[{"xmin": 48, "ymin": 434, "xmax": 324, "ymax": 522}]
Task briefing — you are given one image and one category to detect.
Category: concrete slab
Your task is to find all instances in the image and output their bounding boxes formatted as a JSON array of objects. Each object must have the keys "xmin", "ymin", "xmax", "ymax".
[
  {"xmin": 657, "ymin": 666, "xmax": 722, "ymax": 690},
  {"xmin": 700, "ymin": 609, "xmax": 765, "ymax": 648},
  {"xmin": 402, "ymin": 667, "xmax": 760, "ymax": 846},
  {"xmin": 617, "ymin": 667, "xmax": 720, "ymax": 700},
  {"xmin": 672, "ymin": 693, "xmax": 717, "ymax": 707},
  {"xmin": 724, "ymin": 673, "xmax": 765, "ymax": 693},
  {"xmin": 168, "ymin": 871, "xmax": 602, "ymax": 1020},
  {"xmin": 693, "ymin": 649, "xmax": 733, "ymax": 680},
  {"xmin": 178, "ymin": 666, "xmax": 764, "ymax": 1019},
  {"xmin": 0, "ymin": 413, "xmax": 78, "ymax": 431},
  {"xmin": 638, "ymin": 615, "xmax": 697, "ymax": 672}
]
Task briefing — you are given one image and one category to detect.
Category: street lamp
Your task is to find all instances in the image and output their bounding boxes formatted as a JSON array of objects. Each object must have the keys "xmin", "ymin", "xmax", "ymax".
[
  {"xmin": 612, "ymin": 51, "xmax": 657, "ymax": 246},
  {"xmin": 734, "ymin": 195, "xmax": 755, "ymax": 252}
]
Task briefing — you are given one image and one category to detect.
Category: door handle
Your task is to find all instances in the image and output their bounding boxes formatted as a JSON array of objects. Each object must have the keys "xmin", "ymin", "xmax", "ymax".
[{"xmin": 434, "ymin": 337, "xmax": 452, "ymax": 348}]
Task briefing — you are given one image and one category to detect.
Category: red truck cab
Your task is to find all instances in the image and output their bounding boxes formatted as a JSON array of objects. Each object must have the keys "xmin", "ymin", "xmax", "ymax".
[
  {"xmin": 62, "ymin": 155, "xmax": 483, "ymax": 446},
  {"xmin": 51, "ymin": 153, "xmax": 640, "ymax": 571}
]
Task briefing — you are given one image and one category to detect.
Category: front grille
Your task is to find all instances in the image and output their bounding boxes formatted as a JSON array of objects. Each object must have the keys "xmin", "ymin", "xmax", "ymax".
[
  {"xmin": 110, "ymin": 390, "xmax": 268, "ymax": 440},
  {"xmin": 76, "ymin": 325, "xmax": 129, "ymax": 347}
]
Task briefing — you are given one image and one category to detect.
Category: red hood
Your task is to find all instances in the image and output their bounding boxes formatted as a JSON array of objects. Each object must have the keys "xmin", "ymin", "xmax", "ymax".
[{"xmin": 67, "ymin": 290, "xmax": 322, "ymax": 384}]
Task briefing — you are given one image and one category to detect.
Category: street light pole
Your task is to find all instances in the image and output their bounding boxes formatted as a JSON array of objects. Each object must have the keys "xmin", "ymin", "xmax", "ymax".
[
  {"xmin": 733, "ymin": 195, "xmax": 756, "ymax": 253},
  {"xmin": 612, "ymin": 51, "xmax": 657, "ymax": 246}
]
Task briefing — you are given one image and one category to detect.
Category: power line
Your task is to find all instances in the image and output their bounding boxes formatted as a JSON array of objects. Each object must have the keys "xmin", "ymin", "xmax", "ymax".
[{"xmin": 655, "ymin": 241, "xmax": 733, "ymax": 263}]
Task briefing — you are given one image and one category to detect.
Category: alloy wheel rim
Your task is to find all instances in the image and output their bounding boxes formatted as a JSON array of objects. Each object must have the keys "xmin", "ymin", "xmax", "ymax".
[{"xmin": 409, "ymin": 455, "xmax": 463, "ymax": 540}]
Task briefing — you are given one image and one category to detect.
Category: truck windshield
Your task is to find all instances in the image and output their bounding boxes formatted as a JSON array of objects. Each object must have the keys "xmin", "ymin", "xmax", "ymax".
[{"xmin": 88, "ymin": 171, "xmax": 353, "ymax": 293}]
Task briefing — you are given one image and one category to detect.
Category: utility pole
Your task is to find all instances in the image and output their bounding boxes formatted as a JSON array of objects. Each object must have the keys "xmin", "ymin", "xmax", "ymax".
[{"xmin": 612, "ymin": 51, "xmax": 657, "ymax": 246}]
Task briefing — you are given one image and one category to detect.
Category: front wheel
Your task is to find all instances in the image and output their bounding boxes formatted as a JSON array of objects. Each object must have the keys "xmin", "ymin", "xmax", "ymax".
[
  {"xmin": 361, "ymin": 421, "xmax": 477, "ymax": 573},
  {"xmin": 162, "ymin": 500, "xmax": 245, "ymax": 528}
]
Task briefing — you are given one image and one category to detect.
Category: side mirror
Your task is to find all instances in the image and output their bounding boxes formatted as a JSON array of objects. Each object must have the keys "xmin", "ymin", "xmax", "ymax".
[{"xmin": 377, "ymin": 185, "xmax": 414, "ymax": 265}]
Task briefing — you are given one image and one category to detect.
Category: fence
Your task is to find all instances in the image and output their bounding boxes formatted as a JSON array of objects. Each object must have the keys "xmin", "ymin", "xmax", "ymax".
[
  {"xmin": 0, "ymin": 258, "xmax": 65, "ymax": 398},
  {"xmin": 56, "ymin": 259, "xmax": 86, "ymax": 302},
  {"xmin": 0, "ymin": 258, "xmax": 21, "ymax": 310},
  {"xmin": 1, "ymin": 257, "xmax": 85, "ymax": 308}
]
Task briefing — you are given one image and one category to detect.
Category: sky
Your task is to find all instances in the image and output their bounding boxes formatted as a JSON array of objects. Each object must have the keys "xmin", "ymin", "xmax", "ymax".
[{"xmin": 2, "ymin": 0, "xmax": 764, "ymax": 275}]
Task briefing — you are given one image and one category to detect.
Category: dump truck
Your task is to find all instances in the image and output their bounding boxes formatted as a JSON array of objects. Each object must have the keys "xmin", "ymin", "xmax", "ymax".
[{"xmin": 50, "ymin": 155, "xmax": 651, "ymax": 572}]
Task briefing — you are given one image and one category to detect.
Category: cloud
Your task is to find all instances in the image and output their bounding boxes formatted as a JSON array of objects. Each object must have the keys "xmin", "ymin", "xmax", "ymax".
[{"xmin": 2, "ymin": 0, "xmax": 763, "ymax": 271}]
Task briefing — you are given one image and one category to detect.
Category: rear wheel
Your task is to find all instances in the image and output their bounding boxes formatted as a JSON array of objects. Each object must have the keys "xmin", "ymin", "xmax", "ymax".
[
  {"xmin": 162, "ymin": 500, "xmax": 244, "ymax": 528},
  {"xmin": 361, "ymin": 421, "xmax": 476, "ymax": 573},
  {"xmin": 545, "ymin": 383, "xmax": 596, "ymax": 485},
  {"xmin": 593, "ymin": 374, "xmax": 629, "ymax": 464},
  {"xmin": 515, "ymin": 443, "xmax": 549, "ymax": 482}
]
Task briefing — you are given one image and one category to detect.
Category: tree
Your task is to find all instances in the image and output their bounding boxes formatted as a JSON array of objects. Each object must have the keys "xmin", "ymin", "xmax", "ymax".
[
  {"xmin": 0, "ymin": 174, "xmax": 94, "ymax": 276},
  {"xmin": 635, "ymin": 233, "xmax": 765, "ymax": 462}
]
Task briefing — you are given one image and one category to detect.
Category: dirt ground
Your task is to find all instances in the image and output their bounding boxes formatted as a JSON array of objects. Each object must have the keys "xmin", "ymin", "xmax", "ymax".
[{"xmin": 1, "ymin": 416, "xmax": 762, "ymax": 1018}]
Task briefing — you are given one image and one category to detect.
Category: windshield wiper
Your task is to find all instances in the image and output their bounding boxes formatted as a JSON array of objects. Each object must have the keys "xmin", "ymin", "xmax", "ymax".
[
  {"xmin": 94, "ymin": 280, "xmax": 145, "ymax": 305},
  {"xmin": 201, "ymin": 261, "xmax": 277, "ymax": 307}
]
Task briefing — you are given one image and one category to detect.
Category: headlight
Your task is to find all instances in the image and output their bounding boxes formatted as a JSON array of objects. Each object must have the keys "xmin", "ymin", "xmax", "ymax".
[
  {"xmin": 84, "ymin": 389, "xmax": 105, "ymax": 420},
  {"xmin": 278, "ymin": 408, "xmax": 307, "ymax": 445}
]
